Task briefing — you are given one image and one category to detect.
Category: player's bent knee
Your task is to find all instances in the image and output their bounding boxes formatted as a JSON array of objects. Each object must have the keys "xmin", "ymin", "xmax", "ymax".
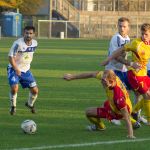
[
  {"xmin": 11, "ymin": 85, "xmax": 19, "ymax": 94},
  {"xmin": 30, "ymin": 86, "xmax": 39, "ymax": 95}
]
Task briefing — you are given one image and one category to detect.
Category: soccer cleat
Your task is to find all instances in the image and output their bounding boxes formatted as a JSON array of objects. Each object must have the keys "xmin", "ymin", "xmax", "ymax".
[
  {"xmin": 25, "ymin": 102, "xmax": 36, "ymax": 114},
  {"xmin": 147, "ymin": 122, "xmax": 150, "ymax": 126},
  {"xmin": 111, "ymin": 119, "xmax": 121, "ymax": 125},
  {"xmin": 133, "ymin": 121, "xmax": 141, "ymax": 129},
  {"xmin": 131, "ymin": 112, "xmax": 138, "ymax": 121},
  {"xmin": 10, "ymin": 106, "xmax": 16, "ymax": 115},
  {"xmin": 86, "ymin": 124, "xmax": 106, "ymax": 131},
  {"xmin": 138, "ymin": 116, "xmax": 148, "ymax": 125}
]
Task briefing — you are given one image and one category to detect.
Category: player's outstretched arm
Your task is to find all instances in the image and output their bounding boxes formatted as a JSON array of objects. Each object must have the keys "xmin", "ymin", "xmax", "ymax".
[
  {"xmin": 101, "ymin": 47, "xmax": 124, "ymax": 66},
  {"xmin": 63, "ymin": 71, "xmax": 99, "ymax": 81},
  {"xmin": 120, "ymin": 107, "xmax": 136, "ymax": 139}
]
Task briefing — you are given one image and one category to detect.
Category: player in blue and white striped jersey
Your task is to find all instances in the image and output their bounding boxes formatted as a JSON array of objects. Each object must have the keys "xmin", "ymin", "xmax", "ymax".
[{"xmin": 7, "ymin": 26, "xmax": 39, "ymax": 115}]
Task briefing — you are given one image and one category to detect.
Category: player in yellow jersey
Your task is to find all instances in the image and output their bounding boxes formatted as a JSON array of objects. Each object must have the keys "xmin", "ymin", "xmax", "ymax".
[
  {"xmin": 101, "ymin": 23, "xmax": 150, "ymax": 125},
  {"xmin": 64, "ymin": 70, "xmax": 140, "ymax": 139}
]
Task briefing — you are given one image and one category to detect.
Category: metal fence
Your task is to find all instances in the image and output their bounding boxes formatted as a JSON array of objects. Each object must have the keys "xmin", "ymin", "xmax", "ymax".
[
  {"xmin": 79, "ymin": 15, "xmax": 150, "ymax": 39},
  {"xmin": 37, "ymin": 16, "xmax": 150, "ymax": 39},
  {"xmin": 1, "ymin": 15, "xmax": 150, "ymax": 39},
  {"xmin": 71, "ymin": 0, "xmax": 150, "ymax": 12}
]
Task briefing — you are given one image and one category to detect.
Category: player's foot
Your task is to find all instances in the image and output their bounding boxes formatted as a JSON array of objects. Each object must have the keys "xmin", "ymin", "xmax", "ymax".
[
  {"xmin": 10, "ymin": 106, "xmax": 16, "ymax": 115},
  {"xmin": 131, "ymin": 112, "xmax": 138, "ymax": 121},
  {"xmin": 138, "ymin": 116, "xmax": 147, "ymax": 125},
  {"xmin": 86, "ymin": 124, "xmax": 106, "ymax": 131},
  {"xmin": 25, "ymin": 102, "xmax": 36, "ymax": 113},
  {"xmin": 147, "ymin": 122, "xmax": 150, "ymax": 126},
  {"xmin": 133, "ymin": 121, "xmax": 141, "ymax": 129},
  {"xmin": 111, "ymin": 119, "xmax": 121, "ymax": 125}
]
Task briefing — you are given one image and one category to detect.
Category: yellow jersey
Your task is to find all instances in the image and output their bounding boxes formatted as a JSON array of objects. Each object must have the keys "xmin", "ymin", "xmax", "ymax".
[
  {"xmin": 124, "ymin": 38, "xmax": 150, "ymax": 76},
  {"xmin": 96, "ymin": 71, "xmax": 132, "ymax": 115}
]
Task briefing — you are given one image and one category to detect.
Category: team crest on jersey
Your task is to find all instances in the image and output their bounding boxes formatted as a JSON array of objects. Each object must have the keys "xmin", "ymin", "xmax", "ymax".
[{"xmin": 26, "ymin": 47, "xmax": 36, "ymax": 52}]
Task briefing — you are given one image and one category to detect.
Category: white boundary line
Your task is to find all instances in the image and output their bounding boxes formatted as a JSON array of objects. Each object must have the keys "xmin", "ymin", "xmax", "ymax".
[{"xmin": 8, "ymin": 138, "xmax": 150, "ymax": 150}]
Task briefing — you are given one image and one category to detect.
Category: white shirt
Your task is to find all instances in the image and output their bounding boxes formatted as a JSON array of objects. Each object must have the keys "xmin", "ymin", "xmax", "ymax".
[
  {"xmin": 147, "ymin": 61, "xmax": 150, "ymax": 71},
  {"xmin": 105, "ymin": 33, "xmax": 130, "ymax": 72},
  {"xmin": 8, "ymin": 37, "xmax": 38, "ymax": 72}
]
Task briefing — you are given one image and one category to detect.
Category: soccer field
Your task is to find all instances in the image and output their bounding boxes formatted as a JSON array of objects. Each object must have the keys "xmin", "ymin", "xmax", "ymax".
[{"xmin": 0, "ymin": 38, "xmax": 150, "ymax": 150}]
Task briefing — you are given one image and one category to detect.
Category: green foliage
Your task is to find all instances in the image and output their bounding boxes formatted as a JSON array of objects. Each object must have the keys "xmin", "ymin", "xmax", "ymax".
[
  {"xmin": 0, "ymin": 0, "xmax": 44, "ymax": 14},
  {"xmin": 18, "ymin": 0, "xmax": 44, "ymax": 15}
]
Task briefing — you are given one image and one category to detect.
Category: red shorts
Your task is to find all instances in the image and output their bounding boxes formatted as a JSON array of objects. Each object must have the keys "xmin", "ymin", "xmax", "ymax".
[
  {"xmin": 127, "ymin": 70, "xmax": 150, "ymax": 94},
  {"xmin": 97, "ymin": 100, "xmax": 122, "ymax": 120}
]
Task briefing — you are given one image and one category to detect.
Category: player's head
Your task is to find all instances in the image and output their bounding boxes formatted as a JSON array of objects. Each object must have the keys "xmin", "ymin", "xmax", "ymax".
[
  {"xmin": 101, "ymin": 70, "xmax": 116, "ymax": 88},
  {"xmin": 141, "ymin": 23, "xmax": 150, "ymax": 42},
  {"xmin": 23, "ymin": 26, "xmax": 35, "ymax": 42},
  {"xmin": 117, "ymin": 17, "xmax": 130, "ymax": 37}
]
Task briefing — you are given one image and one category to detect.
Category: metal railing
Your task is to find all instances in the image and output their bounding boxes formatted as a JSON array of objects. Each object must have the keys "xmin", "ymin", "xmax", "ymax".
[{"xmin": 52, "ymin": 0, "xmax": 80, "ymax": 21}]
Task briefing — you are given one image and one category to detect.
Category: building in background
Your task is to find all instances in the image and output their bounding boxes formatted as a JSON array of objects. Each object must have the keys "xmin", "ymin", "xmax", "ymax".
[{"xmin": 1, "ymin": 0, "xmax": 150, "ymax": 38}]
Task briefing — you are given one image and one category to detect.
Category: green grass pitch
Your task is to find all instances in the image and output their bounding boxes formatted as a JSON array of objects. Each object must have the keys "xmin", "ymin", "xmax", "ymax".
[{"xmin": 0, "ymin": 38, "xmax": 150, "ymax": 150}]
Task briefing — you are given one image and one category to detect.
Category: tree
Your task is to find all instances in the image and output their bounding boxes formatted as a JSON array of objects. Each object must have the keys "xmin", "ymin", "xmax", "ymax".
[
  {"xmin": 15, "ymin": 0, "xmax": 44, "ymax": 15},
  {"xmin": 0, "ymin": 0, "xmax": 14, "ymax": 8},
  {"xmin": 0, "ymin": 0, "xmax": 44, "ymax": 14}
]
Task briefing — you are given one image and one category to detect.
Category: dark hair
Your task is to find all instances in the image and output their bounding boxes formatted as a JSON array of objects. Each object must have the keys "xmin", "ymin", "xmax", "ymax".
[
  {"xmin": 24, "ymin": 26, "xmax": 35, "ymax": 32},
  {"xmin": 118, "ymin": 17, "xmax": 130, "ymax": 24},
  {"xmin": 141, "ymin": 23, "xmax": 150, "ymax": 32}
]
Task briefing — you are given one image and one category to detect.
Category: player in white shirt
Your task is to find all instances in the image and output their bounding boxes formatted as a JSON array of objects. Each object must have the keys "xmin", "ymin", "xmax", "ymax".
[
  {"xmin": 105, "ymin": 17, "xmax": 131, "ymax": 90},
  {"xmin": 7, "ymin": 26, "xmax": 38, "ymax": 115}
]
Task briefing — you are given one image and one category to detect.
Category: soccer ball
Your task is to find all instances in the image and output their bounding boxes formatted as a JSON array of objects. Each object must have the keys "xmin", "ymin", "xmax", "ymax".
[{"xmin": 21, "ymin": 120, "xmax": 37, "ymax": 134}]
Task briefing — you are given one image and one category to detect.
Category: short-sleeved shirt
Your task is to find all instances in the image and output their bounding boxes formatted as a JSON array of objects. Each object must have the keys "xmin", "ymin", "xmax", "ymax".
[
  {"xmin": 8, "ymin": 37, "xmax": 38, "ymax": 73},
  {"xmin": 124, "ymin": 38, "xmax": 150, "ymax": 76},
  {"xmin": 96, "ymin": 72, "xmax": 132, "ymax": 115},
  {"xmin": 105, "ymin": 33, "xmax": 130, "ymax": 72}
]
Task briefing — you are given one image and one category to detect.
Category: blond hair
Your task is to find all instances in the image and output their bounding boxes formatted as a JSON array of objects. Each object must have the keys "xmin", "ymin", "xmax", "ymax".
[{"xmin": 103, "ymin": 70, "xmax": 116, "ymax": 81}]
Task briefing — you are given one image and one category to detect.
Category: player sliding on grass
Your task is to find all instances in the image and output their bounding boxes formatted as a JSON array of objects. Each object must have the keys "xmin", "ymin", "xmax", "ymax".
[
  {"xmin": 64, "ymin": 70, "xmax": 140, "ymax": 139},
  {"xmin": 7, "ymin": 26, "xmax": 38, "ymax": 115},
  {"xmin": 101, "ymin": 23, "xmax": 150, "ymax": 125}
]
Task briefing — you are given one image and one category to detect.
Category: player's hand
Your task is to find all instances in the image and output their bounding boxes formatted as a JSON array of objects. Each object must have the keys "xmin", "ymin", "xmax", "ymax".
[
  {"xmin": 127, "ymin": 135, "xmax": 136, "ymax": 139},
  {"xmin": 15, "ymin": 69, "xmax": 21, "ymax": 76},
  {"xmin": 130, "ymin": 62, "xmax": 141, "ymax": 71},
  {"xmin": 100, "ymin": 60, "xmax": 109, "ymax": 66},
  {"xmin": 63, "ymin": 74, "xmax": 74, "ymax": 81}
]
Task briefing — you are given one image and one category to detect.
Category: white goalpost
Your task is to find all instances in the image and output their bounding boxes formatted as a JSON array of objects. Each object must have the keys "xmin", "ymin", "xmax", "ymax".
[{"xmin": 38, "ymin": 20, "xmax": 80, "ymax": 39}]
